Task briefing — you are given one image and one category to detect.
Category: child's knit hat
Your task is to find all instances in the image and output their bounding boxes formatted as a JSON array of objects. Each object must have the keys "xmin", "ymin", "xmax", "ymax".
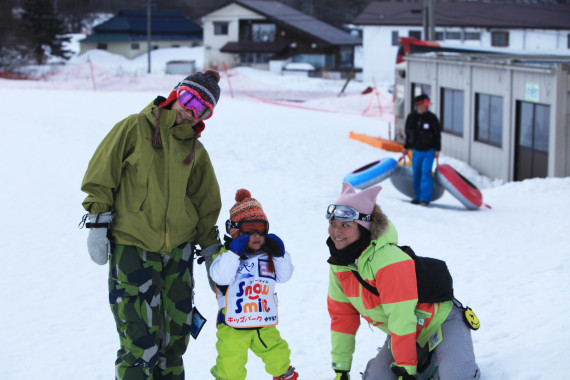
[
  {"xmin": 334, "ymin": 181, "xmax": 382, "ymax": 230},
  {"xmin": 229, "ymin": 189, "xmax": 268, "ymax": 238}
]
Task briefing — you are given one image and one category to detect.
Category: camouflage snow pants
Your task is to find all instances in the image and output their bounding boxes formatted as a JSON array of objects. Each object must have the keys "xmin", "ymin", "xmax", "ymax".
[{"xmin": 109, "ymin": 243, "xmax": 195, "ymax": 380}]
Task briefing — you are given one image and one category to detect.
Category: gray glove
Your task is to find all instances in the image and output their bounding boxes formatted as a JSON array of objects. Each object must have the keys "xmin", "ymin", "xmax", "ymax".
[
  {"xmin": 200, "ymin": 243, "xmax": 222, "ymax": 292},
  {"xmin": 86, "ymin": 212, "xmax": 114, "ymax": 265}
]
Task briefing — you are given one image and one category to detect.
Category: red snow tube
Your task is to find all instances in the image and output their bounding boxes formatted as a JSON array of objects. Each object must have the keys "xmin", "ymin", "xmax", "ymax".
[{"xmin": 435, "ymin": 164, "xmax": 483, "ymax": 210}]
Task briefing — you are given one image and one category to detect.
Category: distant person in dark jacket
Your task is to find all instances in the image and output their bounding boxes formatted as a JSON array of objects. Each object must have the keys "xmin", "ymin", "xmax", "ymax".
[{"xmin": 402, "ymin": 94, "xmax": 441, "ymax": 206}]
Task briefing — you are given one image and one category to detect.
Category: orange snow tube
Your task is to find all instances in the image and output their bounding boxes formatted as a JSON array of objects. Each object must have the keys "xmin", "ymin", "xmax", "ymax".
[{"xmin": 349, "ymin": 131, "xmax": 404, "ymax": 152}]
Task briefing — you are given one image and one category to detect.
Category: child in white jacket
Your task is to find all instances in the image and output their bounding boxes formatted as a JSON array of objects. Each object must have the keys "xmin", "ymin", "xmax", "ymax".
[{"xmin": 209, "ymin": 189, "xmax": 298, "ymax": 380}]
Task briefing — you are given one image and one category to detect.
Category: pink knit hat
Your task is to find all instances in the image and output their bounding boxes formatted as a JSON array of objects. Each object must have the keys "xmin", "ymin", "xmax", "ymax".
[{"xmin": 334, "ymin": 182, "xmax": 382, "ymax": 230}]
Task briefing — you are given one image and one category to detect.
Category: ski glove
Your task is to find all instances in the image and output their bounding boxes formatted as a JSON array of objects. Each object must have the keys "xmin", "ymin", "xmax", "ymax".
[
  {"xmin": 229, "ymin": 234, "xmax": 250, "ymax": 256},
  {"xmin": 334, "ymin": 370, "xmax": 349, "ymax": 380},
  {"xmin": 86, "ymin": 212, "xmax": 114, "ymax": 265},
  {"xmin": 390, "ymin": 363, "xmax": 417, "ymax": 380},
  {"xmin": 264, "ymin": 233, "xmax": 285, "ymax": 257}
]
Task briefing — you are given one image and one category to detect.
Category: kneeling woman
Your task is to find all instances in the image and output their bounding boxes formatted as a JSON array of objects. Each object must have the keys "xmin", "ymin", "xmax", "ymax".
[{"xmin": 326, "ymin": 182, "xmax": 480, "ymax": 380}]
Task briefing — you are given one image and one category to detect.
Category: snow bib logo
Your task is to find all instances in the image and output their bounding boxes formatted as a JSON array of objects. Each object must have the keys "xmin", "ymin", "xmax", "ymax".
[
  {"xmin": 225, "ymin": 257, "xmax": 278, "ymax": 328},
  {"xmin": 235, "ymin": 281, "xmax": 271, "ymax": 314}
]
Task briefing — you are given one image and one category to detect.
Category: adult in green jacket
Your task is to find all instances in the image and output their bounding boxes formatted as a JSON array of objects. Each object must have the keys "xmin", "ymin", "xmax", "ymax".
[
  {"xmin": 326, "ymin": 182, "xmax": 480, "ymax": 380},
  {"xmin": 81, "ymin": 70, "xmax": 223, "ymax": 380}
]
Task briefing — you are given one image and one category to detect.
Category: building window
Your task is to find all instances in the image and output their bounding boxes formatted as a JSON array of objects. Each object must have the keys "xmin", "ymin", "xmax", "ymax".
[
  {"xmin": 392, "ymin": 31, "xmax": 399, "ymax": 46},
  {"xmin": 464, "ymin": 31, "xmax": 481, "ymax": 41},
  {"xmin": 214, "ymin": 22, "xmax": 229, "ymax": 35},
  {"xmin": 252, "ymin": 23, "xmax": 276, "ymax": 42},
  {"xmin": 441, "ymin": 88, "xmax": 464, "ymax": 136},
  {"xmin": 475, "ymin": 93, "xmax": 503, "ymax": 147},
  {"xmin": 131, "ymin": 43, "xmax": 140, "ymax": 50},
  {"xmin": 292, "ymin": 53, "xmax": 334, "ymax": 68},
  {"xmin": 515, "ymin": 101, "xmax": 550, "ymax": 180},
  {"xmin": 518, "ymin": 102, "xmax": 550, "ymax": 154},
  {"xmin": 411, "ymin": 82, "xmax": 431, "ymax": 114},
  {"xmin": 96, "ymin": 43, "xmax": 107, "ymax": 50},
  {"xmin": 412, "ymin": 83, "xmax": 431, "ymax": 101},
  {"xmin": 339, "ymin": 46, "xmax": 353, "ymax": 67},
  {"xmin": 239, "ymin": 52, "xmax": 271, "ymax": 64},
  {"xmin": 491, "ymin": 31, "xmax": 509, "ymax": 47},
  {"xmin": 409, "ymin": 30, "xmax": 422, "ymax": 40},
  {"xmin": 445, "ymin": 31, "xmax": 461, "ymax": 40}
]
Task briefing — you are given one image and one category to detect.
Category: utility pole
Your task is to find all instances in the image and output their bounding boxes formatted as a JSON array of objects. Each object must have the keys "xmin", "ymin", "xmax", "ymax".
[
  {"xmin": 146, "ymin": 0, "xmax": 151, "ymax": 73},
  {"xmin": 428, "ymin": 0, "xmax": 435, "ymax": 41},
  {"xmin": 423, "ymin": 0, "xmax": 435, "ymax": 41},
  {"xmin": 141, "ymin": 0, "xmax": 155, "ymax": 73}
]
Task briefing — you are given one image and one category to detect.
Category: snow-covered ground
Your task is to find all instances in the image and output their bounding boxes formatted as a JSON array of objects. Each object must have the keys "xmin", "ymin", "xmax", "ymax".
[{"xmin": 0, "ymin": 46, "xmax": 568, "ymax": 380}]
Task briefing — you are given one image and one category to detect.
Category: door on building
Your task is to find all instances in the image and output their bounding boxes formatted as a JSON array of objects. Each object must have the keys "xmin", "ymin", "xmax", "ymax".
[{"xmin": 514, "ymin": 101, "xmax": 550, "ymax": 180}]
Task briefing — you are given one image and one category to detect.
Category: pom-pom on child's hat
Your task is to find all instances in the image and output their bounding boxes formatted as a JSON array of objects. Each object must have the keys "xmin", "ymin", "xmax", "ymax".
[
  {"xmin": 229, "ymin": 189, "xmax": 268, "ymax": 238},
  {"xmin": 334, "ymin": 182, "xmax": 382, "ymax": 230}
]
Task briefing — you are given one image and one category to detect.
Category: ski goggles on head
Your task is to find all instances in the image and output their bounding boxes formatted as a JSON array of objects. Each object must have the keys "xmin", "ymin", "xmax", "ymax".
[
  {"xmin": 325, "ymin": 204, "xmax": 372, "ymax": 223},
  {"xmin": 225, "ymin": 219, "xmax": 269, "ymax": 236},
  {"xmin": 176, "ymin": 86, "xmax": 214, "ymax": 120}
]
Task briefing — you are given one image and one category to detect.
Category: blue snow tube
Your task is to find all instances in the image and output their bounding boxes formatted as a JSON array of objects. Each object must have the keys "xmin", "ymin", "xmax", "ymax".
[{"xmin": 344, "ymin": 157, "xmax": 398, "ymax": 189}]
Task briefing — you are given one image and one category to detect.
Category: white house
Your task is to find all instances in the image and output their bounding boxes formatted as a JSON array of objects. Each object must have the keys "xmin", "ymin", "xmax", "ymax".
[
  {"xmin": 201, "ymin": 0, "xmax": 361, "ymax": 78},
  {"xmin": 353, "ymin": 2, "xmax": 570, "ymax": 83}
]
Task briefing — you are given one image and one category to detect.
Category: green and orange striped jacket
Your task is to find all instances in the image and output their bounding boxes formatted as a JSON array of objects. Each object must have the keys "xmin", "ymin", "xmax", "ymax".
[{"xmin": 327, "ymin": 220, "xmax": 452, "ymax": 375}]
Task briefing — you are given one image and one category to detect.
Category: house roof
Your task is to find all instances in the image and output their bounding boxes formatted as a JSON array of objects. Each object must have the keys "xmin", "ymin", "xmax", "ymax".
[
  {"xmin": 227, "ymin": 0, "xmax": 361, "ymax": 46},
  {"xmin": 82, "ymin": 9, "xmax": 203, "ymax": 42},
  {"xmin": 353, "ymin": 2, "xmax": 570, "ymax": 30}
]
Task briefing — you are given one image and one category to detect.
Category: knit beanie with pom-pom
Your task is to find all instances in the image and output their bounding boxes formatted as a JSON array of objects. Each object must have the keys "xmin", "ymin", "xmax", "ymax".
[
  {"xmin": 158, "ymin": 69, "xmax": 221, "ymax": 111},
  {"xmin": 229, "ymin": 189, "xmax": 268, "ymax": 238}
]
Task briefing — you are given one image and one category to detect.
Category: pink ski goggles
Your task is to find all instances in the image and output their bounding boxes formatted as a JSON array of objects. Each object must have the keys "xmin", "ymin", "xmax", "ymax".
[{"xmin": 176, "ymin": 86, "xmax": 214, "ymax": 120}]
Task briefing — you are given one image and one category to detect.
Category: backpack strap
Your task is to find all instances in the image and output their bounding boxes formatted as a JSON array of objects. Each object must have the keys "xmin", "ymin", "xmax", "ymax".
[{"xmin": 351, "ymin": 270, "xmax": 379, "ymax": 296}]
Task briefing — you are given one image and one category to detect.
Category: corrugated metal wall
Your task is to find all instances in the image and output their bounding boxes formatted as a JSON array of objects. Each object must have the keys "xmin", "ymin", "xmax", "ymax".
[{"xmin": 405, "ymin": 54, "xmax": 569, "ymax": 182}]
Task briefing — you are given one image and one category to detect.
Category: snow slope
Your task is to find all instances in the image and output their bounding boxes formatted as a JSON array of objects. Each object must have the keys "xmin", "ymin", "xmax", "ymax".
[{"xmin": 0, "ymin": 47, "xmax": 568, "ymax": 380}]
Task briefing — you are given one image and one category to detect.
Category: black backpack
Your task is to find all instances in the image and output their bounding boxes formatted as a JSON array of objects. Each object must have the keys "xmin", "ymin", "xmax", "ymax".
[{"xmin": 351, "ymin": 245, "xmax": 454, "ymax": 303}]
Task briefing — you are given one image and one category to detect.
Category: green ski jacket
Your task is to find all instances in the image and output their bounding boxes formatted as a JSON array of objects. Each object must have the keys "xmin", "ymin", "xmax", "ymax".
[{"xmin": 81, "ymin": 99, "xmax": 222, "ymax": 253}]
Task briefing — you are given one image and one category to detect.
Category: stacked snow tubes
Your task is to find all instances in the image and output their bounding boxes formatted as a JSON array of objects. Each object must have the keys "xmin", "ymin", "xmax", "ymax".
[
  {"xmin": 389, "ymin": 164, "xmax": 445, "ymax": 201},
  {"xmin": 344, "ymin": 157, "xmax": 487, "ymax": 210},
  {"xmin": 343, "ymin": 157, "xmax": 398, "ymax": 189},
  {"xmin": 435, "ymin": 164, "xmax": 483, "ymax": 210}
]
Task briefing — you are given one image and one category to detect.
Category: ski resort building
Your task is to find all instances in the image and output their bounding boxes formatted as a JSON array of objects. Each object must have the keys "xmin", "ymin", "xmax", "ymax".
[{"xmin": 401, "ymin": 52, "xmax": 570, "ymax": 182}]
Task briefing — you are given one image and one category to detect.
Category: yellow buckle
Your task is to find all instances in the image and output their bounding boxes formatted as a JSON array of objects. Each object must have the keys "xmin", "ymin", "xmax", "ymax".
[{"xmin": 464, "ymin": 307, "xmax": 480, "ymax": 330}]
